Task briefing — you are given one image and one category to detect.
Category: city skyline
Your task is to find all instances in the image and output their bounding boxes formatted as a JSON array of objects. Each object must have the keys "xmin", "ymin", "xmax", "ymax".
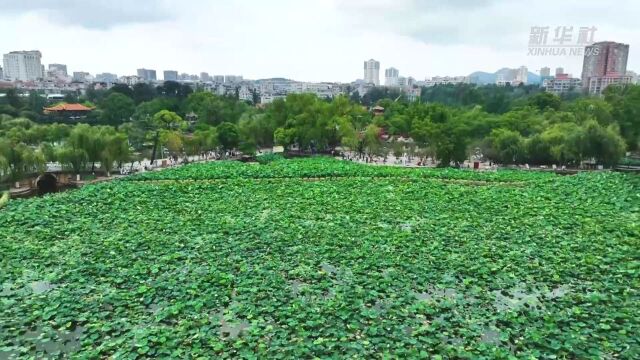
[
  {"xmin": 1, "ymin": 1, "xmax": 639, "ymax": 82},
  {"xmin": 0, "ymin": 51, "xmax": 623, "ymax": 84}
]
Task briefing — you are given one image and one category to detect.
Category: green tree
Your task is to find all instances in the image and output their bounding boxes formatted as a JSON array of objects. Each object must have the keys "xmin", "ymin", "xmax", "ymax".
[
  {"xmin": 250, "ymin": 88, "xmax": 260, "ymax": 105},
  {"xmin": 132, "ymin": 83, "xmax": 156, "ymax": 104},
  {"xmin": 187, "ymin": 92, "xmax": 247, "ymax": 126},
  {"xmin": 55, "ymin": 146, "xmax": 88, "ymax": 174},
  {"xmin": 582, "ymin": 120, "xmax": 626, "ymax": 166},
  {"xmin": 84, "ymin": 84, "xmax": 107, "ymax": 103},
  {"xmin": 184, "ymin": 127, "xmax": 218, "ymax": 155},
  {"xmin": 486, "ymin": 129, "xmax": 524, "ymax": 164},
  {"xmin": 150, "ymin": 110, "xmax": 186, "ymax": 162},
  {"xmin": 528, "ymin": 92, "xmax": 561, "ymax": 111},
  {"xmin": 524, "ymin": 134, "xmax": 553, "ymax": 165},
  {"xmin": 336, "ymin": 116, "xmax": 359, "ymax": 151},
  {"xmin": 363, "ymin": 124, "xmax": 382, "ymax": 156},
  {"xmin": 107, "ymin": 84, "xmax": 134, "ymax": 99},
  {"xmin": 3, "ymin": 89, "xmax": 23, "ymax": 109},
  {"xmin": 39, "ymin": 142, "xmax": 56, "ymax": 162},
  {"xmin": 27, "ymin": 92, "xmax": 46, "ymax": 115},
  {"xmin": 68, "ymin": 124, "xmax": 106, "ymax": 172},
  {"xmin": 100, "ymin": 93, "xmax": 135, "ymax": 126},
  {"xmin": 63, "ymin": 92, "xmax": 78, "ymax": 103},
  {"xmin": 0, "ymin": 140, "xmax": 45, "ymax": 181},
  {"xmin": 152, "ymin": 110, "xmax": 186, "ymax": 130},
  {"xmin": 101, "ymin": 132, "xmax": 131, "ymax": 174},
  {"xmin": 157, "ymin": 81, "xmax": 193, "ymax": 99},
  {"xmin": 274, "ymin": 127, "xmax": 296, "ymax": 150},
  {"xmin": 569, "ymin": 98, "xmax": 613, "ymax": 125},
  {"xmin": 217, "ymin": 122, "xmax": 240, "ymax": 151},
  {"xmin": 238, "ymin": 113, "xmax": 275, "ymax": 148},
  {"xmin": 540, "ymin": 122, "xmax": 585, "ymax": 165},
  {"xmin": 161, "ymin": 131, "xmax": 183, "ymax": 158},
  {"xmin": 604, "ymin": 84, "xmax": 640, "ymax": 150}
]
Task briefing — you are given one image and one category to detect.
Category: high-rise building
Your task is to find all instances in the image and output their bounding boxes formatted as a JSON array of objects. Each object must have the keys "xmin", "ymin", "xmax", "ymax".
[
  {"xmin": 118, "ymin": 75, "xmax": 143, "ymax": 86},
  {"xmin": 364, "ymin": 59, "xmax": 380, "ymax": 86},
  {"xmin": 163, "ymin": 70, "xmax": 178, "ymax": 81},
  {"xmin": 95, "ymin": 73, "xmax": 118, "ymax": 83},
  {"xmin": 72, "ymin": 71, "xmax": 91, "ymax": 82},
  {"xmin": 581, "ymin": 41, "xmax": 630, "ymax": 94},
  {"xmin": 213, "ymin": 75, "xmax": 224, "ymax": 83},
  {"xmin": 555, "ymin": 67, "xmax": 564, "ymax": 76},
  {"xmin": 2, "ymin": 50, "xmax": 43, "ymax": 81},
  {"xmin": 540, "ymin": 67, "xmax": 550, "ymax": 77},
  {"xmin": 384, "ymin": 67, "xmax": 399, "ymax": 86},
  {"xmin": 48, "ymin": 64, "xmax": 67, "ymax": 77},
  {"xmin": 543, "ymin": 73, "xmax": 581, "ymax": 95},
  {"xmin": 137, "ymin": 68, "xmax": 157, "ymax": 81},
  {"xmin": 515, "ymin": 66, "xmax": 528, "ymax": 84},
  {"xmin": 200, "ymin": 72, "xmax": 211, "ymax": 82},
  {"xmin": 424, "ymin": 76, "xmax": 470, "ymax": 86},
  {"xmin": 225, "ymin": 75, "xmax": 243, "ymax": 83},
  {"xmin": 0, "ymin": 66, "xmax": 3, "ymax": 80}
]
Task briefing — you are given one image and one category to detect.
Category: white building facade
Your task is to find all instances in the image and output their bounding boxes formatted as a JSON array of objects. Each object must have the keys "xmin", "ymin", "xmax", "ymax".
[
  {"xmin": 542, "ymin": 76, "xmax": 581, "ymax": 95},
  {"xmin": 364, "ymin": 59, "xmax": 380, "ymax": 86},
  {"xmin": 384, "ymin": 67, "xmax": 399, "ymax": 86},
  {"xmin": 515, "ymin": 66, "xmax": 528, "ymax": 84},
  {"xmin": 423, "ymin": 76, "xmax": 470, "ymax": 86},
  {"xmin": 2, "ymin": 51, "xmax": 44, "ymax": 81}
]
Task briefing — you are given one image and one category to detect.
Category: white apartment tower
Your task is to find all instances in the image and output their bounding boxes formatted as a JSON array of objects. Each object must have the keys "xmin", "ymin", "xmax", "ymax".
[
  {"xmin": 384, "ymin": 67, "xmax": 400, "ymax": 86},
  {"xmin": 364, "ymin": 59, "xmax": 380, "ymax": 86},
  {"xmin": 2, "ymin": 50, "xmax": 44, "ymax": 81},
  {"xmin": 515, "ymin": 66, "xmax": 528, "ymax": 84},
  {"xmin": 540, "ymin": 67, "xmax": 551, "ymax": 77}
]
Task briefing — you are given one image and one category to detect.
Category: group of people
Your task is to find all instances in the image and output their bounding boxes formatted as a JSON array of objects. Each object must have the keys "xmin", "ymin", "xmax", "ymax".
[
  {"xmin": 195, "ymin": 150, "xmax": 240, "ymax": 161},
  {"xmin": 340, "ymin": 152, "xmax": 431, "ymax": 167},
  {"xmin": 118, "ymin": 150, "xmax": 241, "ymax": 175}
]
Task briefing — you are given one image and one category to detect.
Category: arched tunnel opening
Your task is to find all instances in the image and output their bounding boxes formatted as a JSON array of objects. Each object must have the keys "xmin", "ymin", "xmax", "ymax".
[{"xmin": 36, "ymin": 173, "xmax": 58, "ymax": 196}]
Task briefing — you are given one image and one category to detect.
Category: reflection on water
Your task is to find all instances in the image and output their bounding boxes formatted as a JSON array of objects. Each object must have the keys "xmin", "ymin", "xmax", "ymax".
[
  {"xmin": 2, "ymin": 325, "xmax": 86, "ymax": 358},
  {"xmin": 480, "ymin": 327, "xmax": 501, "ymax": 345},
  {"xmin": 415, "ymin": 287, "xmax": 457, "ymax": 301},
  {"xmin": 30, "ymin": 281, "xmax": 56, "ymax": 294},
  {"xmin": 1, "ymin": 282, "xmax": 13, "ymax": 296},
  {"xmin": 320, "ymin": 263, "xmax": 337, "ymax": 275},
  {"xmin": 215, "ymin": 310, "xmax": 251, "ymax": 339},
  {"xmin": 547, "ymin": 284, "xmax": 571, "ymax": 299},
  {"xmin": 290, "ymin": 280, "xmax": 306, "ymax": 296},
  {"xmin": 493, "ymin": 284, "xmax": 571, "ymax": 311},
  {"xmin": 493, "ymin": 287, "xmax": 541, "ymax": 311}
]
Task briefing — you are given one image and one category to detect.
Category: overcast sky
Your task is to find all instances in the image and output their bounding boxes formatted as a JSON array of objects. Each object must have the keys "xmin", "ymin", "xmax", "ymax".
[{"xmin": 1, "ymin": 0, "xmax": 638, "ymax": 82}]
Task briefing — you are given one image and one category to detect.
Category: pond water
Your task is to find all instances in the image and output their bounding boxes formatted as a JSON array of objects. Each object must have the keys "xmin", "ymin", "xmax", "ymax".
[
  {"xmin": 30, "ymin": 281, "xmax": 56, "ymax": 294},
  {"xmin": 2, "ymin": 325, "xmax": 85, "ymax": 358}
]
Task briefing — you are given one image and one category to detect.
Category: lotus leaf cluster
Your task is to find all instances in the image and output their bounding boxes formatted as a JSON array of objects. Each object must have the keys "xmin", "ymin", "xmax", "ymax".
[{"xmin": 1, "ymin": 158, "xmax": 638, "ymax": 358}]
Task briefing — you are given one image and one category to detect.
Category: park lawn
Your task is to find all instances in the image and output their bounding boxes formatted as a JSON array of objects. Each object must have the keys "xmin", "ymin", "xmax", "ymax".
[{"xmin": 0, "ymin": 158, "xmax": 638, "ymax": 358}]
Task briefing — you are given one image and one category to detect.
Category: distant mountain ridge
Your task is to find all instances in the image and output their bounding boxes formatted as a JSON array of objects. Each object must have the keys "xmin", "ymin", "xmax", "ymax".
[
  {"xmin": 255, "ymin": 77, "xmax": 293, "ymax": 82},
  {"xmin": 468, "ymin": 69, "xmax": 540, "ymax": 85}
]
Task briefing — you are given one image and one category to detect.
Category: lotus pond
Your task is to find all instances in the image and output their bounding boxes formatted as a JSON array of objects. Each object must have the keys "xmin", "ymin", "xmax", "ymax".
[{"xmin": 0, "ymin": 158, "xmax": 638, "ymax": 358}]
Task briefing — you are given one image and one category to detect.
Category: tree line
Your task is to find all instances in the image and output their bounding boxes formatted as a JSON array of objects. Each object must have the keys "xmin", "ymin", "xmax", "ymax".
[{"xmin": 1, "ymin": 81, "xmax": 639, "ymax": 183}]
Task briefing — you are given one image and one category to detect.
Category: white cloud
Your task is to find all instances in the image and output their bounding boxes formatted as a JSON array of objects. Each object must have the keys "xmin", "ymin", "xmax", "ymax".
[
  {"xmin": 0, "ymin": 0, "xmax": 637, "ymax": 81},
  {"xmin": 0, "ymin": 0, "xmax": 174, "ymax": 29}
]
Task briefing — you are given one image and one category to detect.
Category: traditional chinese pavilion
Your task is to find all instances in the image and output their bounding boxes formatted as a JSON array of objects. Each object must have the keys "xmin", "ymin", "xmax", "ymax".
[
  {"xmin": 371, "ymin": 105, "xmax": 385, "ymax": 116},
  {"xmin": 43, "ymin": 103, "xmax": 94, "ymax": 119}
]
